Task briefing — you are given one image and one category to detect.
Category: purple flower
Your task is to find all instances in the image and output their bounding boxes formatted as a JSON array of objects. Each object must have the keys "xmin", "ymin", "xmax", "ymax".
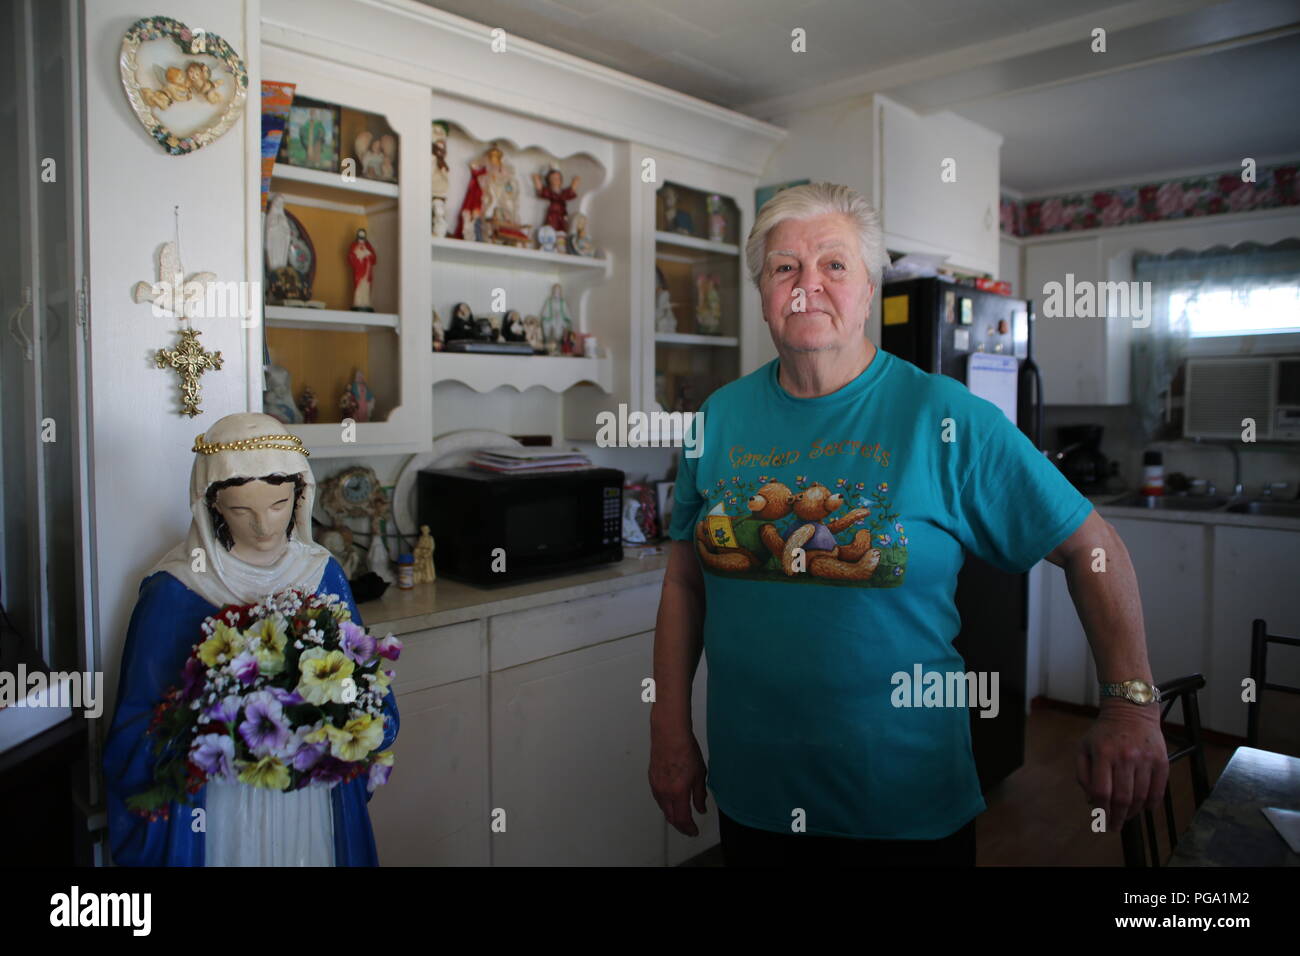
[
  {"xmin": 238, "ymin": 691, "xmax": 292, "ymax": 757},
  {"xmin": 181, "ymin": 657, "xmax": 205, "ymax": 702},
  {"xmin": 376, "ymin": 634, "xmax": 402, "ymax": 661},
  {"xmin": 230, "ymin": 651, "xmax": 259, "ymax": 685},
  {"xmin": 190, "ymin": 733, "xmax": 235, "ymax": 780},
  {"xmin": 308, "ymin": 757, "xmax": 349, "ymax": 786},
  {"xmin": 340, "ymin": 621, "xmax": 376, "ymax": 664},
  {"xmin": 267, "ymin": 686, "xmax": 305, "ymax": 706},
  {"xmin": 368, "ymin": 761, "xmax": 393, "ymax": 792},
  {"xmin": 292, "ymin": 740, "xmax": 328, "ymax": 773},
  {"xmin": 202, "ymin": 694, "xmax": 241, "ymax": 723}
]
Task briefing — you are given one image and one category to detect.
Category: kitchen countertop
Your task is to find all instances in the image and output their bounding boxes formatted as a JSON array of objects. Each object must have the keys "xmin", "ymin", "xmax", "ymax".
[
  {"xmin": 358, "ymin": 547, "xmax": 671, "ymax": 635},
  {"xmin": 1089, "ymin": 493, "xmax": 1300, "ymax": 531}
]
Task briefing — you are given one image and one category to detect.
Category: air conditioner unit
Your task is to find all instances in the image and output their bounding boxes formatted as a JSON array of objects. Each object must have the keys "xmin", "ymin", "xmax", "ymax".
[{"xmin": 1184, "ymin": 356, "xmax": 1300, "ymax": 441}]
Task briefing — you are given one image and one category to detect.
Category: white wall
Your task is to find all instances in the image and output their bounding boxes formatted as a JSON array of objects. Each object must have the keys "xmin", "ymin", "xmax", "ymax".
[{"xmin": 87, "ymin": 0, "xmax": 260, "ymax": 721}]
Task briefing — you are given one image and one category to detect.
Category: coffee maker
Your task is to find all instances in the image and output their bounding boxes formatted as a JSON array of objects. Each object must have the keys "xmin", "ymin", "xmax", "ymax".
[{"xmin": 1053, "ymin": 425, "xmax": 1113, "ymax": 493}]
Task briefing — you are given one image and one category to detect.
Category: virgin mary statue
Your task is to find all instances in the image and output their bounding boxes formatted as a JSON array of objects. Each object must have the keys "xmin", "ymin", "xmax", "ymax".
[{"xmin": 103, "ymin": 413, "xmax": 400, "ymax": 866}]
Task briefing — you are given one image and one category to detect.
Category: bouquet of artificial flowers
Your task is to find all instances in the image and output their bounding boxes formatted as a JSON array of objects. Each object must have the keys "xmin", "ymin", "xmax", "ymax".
[{"xmin": 127, "ymin": 588, "xmax": 401, "ymax": 821}]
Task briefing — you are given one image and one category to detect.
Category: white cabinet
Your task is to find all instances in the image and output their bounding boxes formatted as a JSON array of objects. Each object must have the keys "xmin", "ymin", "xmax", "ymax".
[
  {"xmin": 490, "ymin": 630, "xmax": 663, "ymax": 866},
  {"xmin": 1107, "ymin": 517, "xmax": 1210, "ymax": 696},
  {"xmin": 878, "ymin": 98, "xmax": 1001, "ymax": 277},
  {"xmin": 368, "ymin": 620, "xmax": 488, "ymax": 866},
  {"xmin": 760, "ymin": 94, "xmax": 1002, "ymax": 279},
  {"xmin": 1041, "ymin": 561, "xmax": 1093, "ymax": 707},
  {"xmin": 664, "ymin": 651, "xmax": 717, "ymax": 865},
  {"xmin": 1023, "ymin": 236, "xmax": 1130, "ymax": 405},
  {"xmin": 1208, "ymin": 526, "xmax": 1300, "ymax": 738}
]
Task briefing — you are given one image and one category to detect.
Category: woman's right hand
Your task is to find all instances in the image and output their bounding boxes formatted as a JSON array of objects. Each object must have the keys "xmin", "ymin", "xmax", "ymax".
[{"xmin": 649, "ymin": 723, "xmax": 708, "ymax": 837}]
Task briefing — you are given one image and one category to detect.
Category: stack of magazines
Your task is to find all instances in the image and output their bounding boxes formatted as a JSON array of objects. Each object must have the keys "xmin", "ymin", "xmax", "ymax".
[{"xmin": 467, "ymin": 447, "xmax": 594, "ymax": 473}]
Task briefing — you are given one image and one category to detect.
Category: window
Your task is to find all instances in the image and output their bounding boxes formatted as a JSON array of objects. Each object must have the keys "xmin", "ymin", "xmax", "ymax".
[{"xmin": 1170, "ymin": 284, "xmax": 1300, "ymax": 337}]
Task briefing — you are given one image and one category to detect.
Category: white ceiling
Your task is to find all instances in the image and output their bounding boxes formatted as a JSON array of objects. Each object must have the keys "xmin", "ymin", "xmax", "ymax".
[{"xmin": 411, "ymin": 0, "xmax": 1300, "ymax": 195}]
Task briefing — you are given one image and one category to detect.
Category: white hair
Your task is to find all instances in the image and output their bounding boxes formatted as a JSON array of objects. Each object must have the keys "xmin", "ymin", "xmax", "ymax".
[{"xmin": 746, "ymin": 182, "xmax": 890, "ymax": 290}]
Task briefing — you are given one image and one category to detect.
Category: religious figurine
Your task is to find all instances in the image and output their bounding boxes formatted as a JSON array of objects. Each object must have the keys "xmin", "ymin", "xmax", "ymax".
[
  {"xmin": 348, "ymin": 228, "xmax": 376, "ymax": 312},
  {"xmin": 654, "ymin": 267, "xmax": 677, "ymax": 333},
  {"xmin": 318, "ymin": 525, "xmax": 360, "ymax": 580},
  {"xmin": 263, "ymin": 363, "xmax": 303, "ymax": 424},
  {"xmin": 431, "ymin": 123, "xmax": 451, "ymax": 237},
  {"xmin": 567, "ymin": 213, "xmax": 594, "ymax": 256},
  {"xmin": 660, "ymin": 185, "xmax": 694, "ymax": 235},
  {"xmin": 455, "ymin": 143, "xmax": 519, "ymax": 242},
  {"xmin": 355, "ymin": 130, "xmax": 396, "ymax": 183},
  {"xmin": 539, "ymin": 283, "xmax": 572, "ymax": 355},
  {"xmin": 622, "ymin": 497, "xmax": 646, "ymax": 544},
  {"xmin": 523, "ymin": 314, "xmax": 544, "ymax": 353},
  {"xmin": 447, "ymin": 302, "xmax": 476, "ymax": 342},
  {"xmin": 707, "ymin": 194, "xmax": 727, "ymax": 243},
  {"xmin": 561, "ymin": 329, "xmax": 578, "ymax": 355},
  {"xmin": 102, "ymin": 412, "xmax": 399, "ymax": 866},
  {"xmin": 695, "ymin": 272, "xmax": 721, "ymax": 334},
  {"xmin": 297, "ymin": 384, "xmax": 319, "ymax": 424},
  {"xmin": 413, "ymin": 524, "xmax": 436, "ymax": 584},
  {"xmin": 340, "ymin": 368, "xmax": 375, "ymax": 423},
  {"xmin": 432, "ymin": 308, "xmax": 445, "ymax": 351},
  {"xmin": 264, "ymin": 194, "xmax": 314, "ymax": 305},
  {"xmin": 475, "ymin": 314, "xmax": 497, "ymax": 342},
  {"xmin": 368, "ymin": 516, "xmax": 394, "ymax": 584},
  {"xmin": 536, "ymin": 224, "xmax": 558, "ymax": 254},
  {"xmin": 502, "ymin": 309, "xmax": 527, "ymax": 343},
  {"xmin": 532, "ymin": 167, "xmax": 579, "ymax": 235}
]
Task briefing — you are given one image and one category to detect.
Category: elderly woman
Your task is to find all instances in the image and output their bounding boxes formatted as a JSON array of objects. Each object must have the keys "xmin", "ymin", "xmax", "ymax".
[{"xmin": 648, "ymin": 182, "xmax": 1166, "ymax": 866}]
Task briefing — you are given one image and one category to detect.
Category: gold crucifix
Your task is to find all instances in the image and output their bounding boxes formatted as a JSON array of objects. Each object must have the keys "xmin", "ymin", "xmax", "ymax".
[{"xmin": 156, "ymin": 327, "xmax": 223, "ymax": 417}]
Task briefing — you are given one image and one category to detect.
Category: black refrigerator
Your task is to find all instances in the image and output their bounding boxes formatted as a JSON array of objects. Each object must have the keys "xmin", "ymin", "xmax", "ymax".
[{"xmin": 881, "ymin": 277, "xmax": 1042, "ymax": 793}]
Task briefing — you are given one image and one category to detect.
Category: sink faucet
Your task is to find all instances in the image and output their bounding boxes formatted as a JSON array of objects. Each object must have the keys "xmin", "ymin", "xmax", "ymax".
[{"xmin": 1193, "ymin": 438, "xmax": 1243, "ymax": 497}]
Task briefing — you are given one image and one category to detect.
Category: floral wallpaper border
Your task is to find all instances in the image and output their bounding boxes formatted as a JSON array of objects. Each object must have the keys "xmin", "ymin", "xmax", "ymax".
[{"xmin": 1000, "ymin": 161, "xmax": 1299, "ymax": 238}]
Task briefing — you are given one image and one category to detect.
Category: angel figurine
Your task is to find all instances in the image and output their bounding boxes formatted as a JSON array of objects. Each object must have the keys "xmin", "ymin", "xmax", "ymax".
[
  {"xmin": 532, "ymin": 167, "xmax": 579, "ymax": 235},
  {"xmin": 340, "ymin": 368, "xmax": 376, "ymax": 423}
]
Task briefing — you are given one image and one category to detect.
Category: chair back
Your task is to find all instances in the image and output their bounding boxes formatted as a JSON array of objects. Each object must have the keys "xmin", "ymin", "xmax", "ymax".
[
  {"xmin": 1247, "ymin": 619, "xmax": 1300, "ymax": 752},
  {"xmin": 1120, "ymin": 674, "xmax": 1211, "ymax": 867}
]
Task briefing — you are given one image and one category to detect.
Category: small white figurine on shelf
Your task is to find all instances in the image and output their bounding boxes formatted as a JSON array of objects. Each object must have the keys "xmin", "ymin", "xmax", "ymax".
[
  {"xmin": 654, "ymin": 267, "xmax": 677, "ymax": 333},
  {"xmin": 622, "ymin": 497, "xmax": 646, "ymax": 544},
  {"xmin": 536, "ymin": 224, "xmax": 558, "ymax": 254},
  {"xmin": 413, "ymin": 524, "xmax": 436, "ymax": 583},
  {"xmin": 567, "ymin": 213, "xmax": 594, "ymax": 256},
  {"xmin": 539, "ymin": 283, "xmax": 572, "ymax": 355},
  {"xmin": 707, "ymin": 194, "xmax": 727, "ymax": 243},
  {"xmin": 368, "ymin": 517, "xmax": 394, "ymax": 584},
  {"xmin": 431, "ymin": 122, "xmax": 450, "ymax": 238},
  {"xmin": 695, "ymin": 272, "xmax": 721, "ymax": 334}
]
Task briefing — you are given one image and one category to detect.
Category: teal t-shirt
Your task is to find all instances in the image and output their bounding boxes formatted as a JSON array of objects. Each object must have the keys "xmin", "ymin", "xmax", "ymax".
[{"xmin": 668, "ymin": 348, "xmax": 1092, "ymax": 839}]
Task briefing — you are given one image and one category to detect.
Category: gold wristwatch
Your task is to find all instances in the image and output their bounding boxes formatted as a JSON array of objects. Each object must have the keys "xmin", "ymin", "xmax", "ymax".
[{"xmin": 1099, "ymin": 679, "xmax": 1161, "ymax": 705}]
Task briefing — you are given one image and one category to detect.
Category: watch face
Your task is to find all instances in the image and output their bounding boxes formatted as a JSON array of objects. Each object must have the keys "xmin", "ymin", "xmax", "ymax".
[{"xmin": 1128, "ymin": 681, "xmax": 1154, "ymax": 704}]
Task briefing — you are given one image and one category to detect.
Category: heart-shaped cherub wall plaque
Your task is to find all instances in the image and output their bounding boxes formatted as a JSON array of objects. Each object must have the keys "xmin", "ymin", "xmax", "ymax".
[{"xmin": 119, "ymin": 15, "xmax": 248, "ymax": 156}]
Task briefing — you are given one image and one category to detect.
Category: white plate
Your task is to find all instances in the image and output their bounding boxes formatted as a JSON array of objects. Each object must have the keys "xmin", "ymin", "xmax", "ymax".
[{"xmin": 389, "ymin": 429, "xmax": 522, "ymax": 549}]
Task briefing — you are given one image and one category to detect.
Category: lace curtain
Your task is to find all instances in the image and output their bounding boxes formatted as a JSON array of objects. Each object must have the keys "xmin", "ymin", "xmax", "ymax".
[{"xmin": 1130, "ymin": 238, "xmax": 1300, "ymax": 439}]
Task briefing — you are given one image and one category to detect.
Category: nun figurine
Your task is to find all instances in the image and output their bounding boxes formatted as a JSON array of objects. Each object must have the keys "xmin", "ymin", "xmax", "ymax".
[{"xmin": 102, "ymin": 413, "xmax": 400, "ymax": 866}]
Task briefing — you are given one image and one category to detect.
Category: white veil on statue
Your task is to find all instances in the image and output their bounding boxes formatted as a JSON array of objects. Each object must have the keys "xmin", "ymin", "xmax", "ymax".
[{"xmin": 148, "ymin": 412, "xmax": 333, "ymax": 608}]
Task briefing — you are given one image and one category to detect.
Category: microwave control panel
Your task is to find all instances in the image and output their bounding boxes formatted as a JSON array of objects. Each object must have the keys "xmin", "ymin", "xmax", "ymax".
[{"xmin": 603, "ymin": 485, "xmax": 621, "ymax": 545}]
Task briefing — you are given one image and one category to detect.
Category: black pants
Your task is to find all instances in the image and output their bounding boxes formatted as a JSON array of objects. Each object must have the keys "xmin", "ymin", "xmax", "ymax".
[{"xmin": 718, "ymin": 808, "xmax": 976, "ymax": 867}]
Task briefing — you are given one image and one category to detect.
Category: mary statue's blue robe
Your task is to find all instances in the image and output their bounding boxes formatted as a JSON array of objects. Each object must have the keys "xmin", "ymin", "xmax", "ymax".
[{"xmin": 103, "ymin": 557, "xmax": 400, "ymax": 866}]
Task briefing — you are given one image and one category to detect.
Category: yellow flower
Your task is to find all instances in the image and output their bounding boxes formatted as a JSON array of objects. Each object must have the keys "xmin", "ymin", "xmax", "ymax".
[
  {"xmin": 237, "ymin": 756, "xmax": 290, "ymax": 790},
  {"xmin": 372, "ymin": 749, "xmax": 394, "ymax": 767},
  {"xmin": 245, "ymin": 617, "xmax": 288, "ymax": 676},
  {"xmin": 317, "ymin": 714, "xmax": 384, "ymax": 762},
  {"xmin": 369, "ymin": 668, "xmax": 392, "ymax": 694},
  {"xmin": 198, "ymin": 621, "xmax": 244, "ymax": 667},
  {"xmin": 295, "ymin": 648, "xmax": 354, "ymax": 705}
]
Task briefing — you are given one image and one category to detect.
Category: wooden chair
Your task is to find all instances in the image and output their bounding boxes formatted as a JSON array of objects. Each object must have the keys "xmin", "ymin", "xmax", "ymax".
[
  {"xmin": 1119, "ymin": 674, "xmax": 1211, "ymax": 867},
  {"xmin": 1247, "ymin": 618, "xmax": 1300, "ymax": 750}
]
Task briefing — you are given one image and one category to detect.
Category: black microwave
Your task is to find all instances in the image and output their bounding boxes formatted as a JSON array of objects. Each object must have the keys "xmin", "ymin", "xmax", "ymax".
[{"xmin": 417, "ymin": 466, "xmax": 625, "ymax": 586}]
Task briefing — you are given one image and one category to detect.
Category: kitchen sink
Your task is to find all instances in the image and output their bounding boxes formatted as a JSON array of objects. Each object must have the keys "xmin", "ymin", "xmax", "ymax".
[
  {"xmin": 1113, "ymin": 494, "xmax": 1229, "ymax": 511},
  {"xmin": 1225, "ymin": 500, "xmax": 1300, "ymax": 517}
]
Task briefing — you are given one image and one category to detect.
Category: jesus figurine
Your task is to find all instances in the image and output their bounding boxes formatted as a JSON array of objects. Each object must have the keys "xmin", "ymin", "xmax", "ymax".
[
  {"xmin": 348, "ymin": 228, "xmax": 376, "ymax": 312},
  {"xmin": 102, "ymin": 413, "xmax": 400, "ymax": 866}
]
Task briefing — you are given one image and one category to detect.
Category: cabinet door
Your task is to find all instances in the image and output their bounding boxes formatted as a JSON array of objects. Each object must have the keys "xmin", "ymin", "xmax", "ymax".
[
  {"xmin": 1023, "ymin": 237, "xmax": 1109, "ymax": 405},
  {"xmin": 664, "ymin": 650, "xmax": 718, "ymax": 865},
  {"xmin": 369, "ymin": 677, "xmax": 488, "ymax": 866},
  {"xmin": 490, "ymin": 630, "xmax": 663, "ymax": 865},
  {"xmin": 879, "ymin": 100, "xmax": 999, "ymax": 274},
  {"xmin": 1041, "ymin": 562, "xmax": 1092, "ymax": 706},
  {"xmin": 1106, "ymin": 517, "xmax": 1209, "ymax": 698},
  {"xmin": 1209, "ymin": 527, "xmax": 1300, "ymax": 739}
]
